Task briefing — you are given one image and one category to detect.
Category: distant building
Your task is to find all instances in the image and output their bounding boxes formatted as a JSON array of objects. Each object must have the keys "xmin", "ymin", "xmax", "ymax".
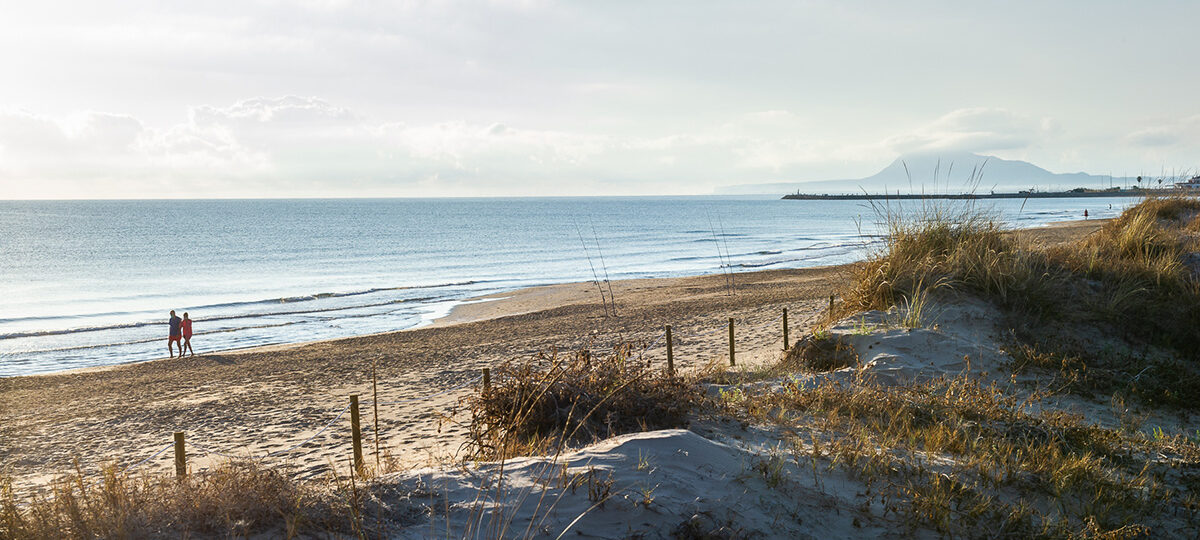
[{"xmin": 1175, "ymin": 176, "xmax": 1200, "ymax": 191}]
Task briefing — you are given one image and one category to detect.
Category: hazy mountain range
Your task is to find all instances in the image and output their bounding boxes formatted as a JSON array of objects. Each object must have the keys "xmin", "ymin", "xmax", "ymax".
[{"xmin": 717, "ymin": 151, "xmax": 1147, "ymax": 195}]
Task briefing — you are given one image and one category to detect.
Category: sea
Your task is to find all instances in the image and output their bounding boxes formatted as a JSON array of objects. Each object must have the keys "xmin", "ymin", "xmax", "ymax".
[{"xmin": 0, "ymin": 195, "xmax": 1141, "ymax": 377}]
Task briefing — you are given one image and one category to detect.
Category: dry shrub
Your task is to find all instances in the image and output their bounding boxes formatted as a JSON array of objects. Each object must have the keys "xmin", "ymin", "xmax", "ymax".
[
  {"xmin": 1, "ymin": 461, "xmax": 420, "ymax": 539},
  {"xmin": 465, "ymin": 344, "xmax": 702, "ymax": 460},
  {"xmin": 782, "ymin": 334, "xmax": 858, "ymax": 372}
]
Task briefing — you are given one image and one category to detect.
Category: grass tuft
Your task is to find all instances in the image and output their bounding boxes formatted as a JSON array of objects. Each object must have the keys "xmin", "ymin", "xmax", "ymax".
[
  {"xmin": 782, "ymin": 334, "xmax": 858, "ymax": 372},
  {"xmin": 465, "ymin": 344, "xmax": 702, "ymax": 460}
]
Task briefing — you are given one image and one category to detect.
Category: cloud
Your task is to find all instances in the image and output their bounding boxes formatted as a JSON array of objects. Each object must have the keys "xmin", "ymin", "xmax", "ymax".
[
  {"xmin": 0, "ymin": 98, "xmax": 872, "ymax": 197},
  {"xmin": 886, "ymin": 107, "xmax": 1052, "ymax": 155},
  {"xmin": 16, "ymin": 99, "xmax": 1162, "ymax": 198},
  {"xmin": 1126, "ymin": 115, "xmax": 1200, "ymax": 148}
]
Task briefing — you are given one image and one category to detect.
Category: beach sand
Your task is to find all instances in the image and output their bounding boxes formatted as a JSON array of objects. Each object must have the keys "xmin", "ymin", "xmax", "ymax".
[{"xmin": 0, "ymin": 219, "xmax": 1102, "ymax": 494}]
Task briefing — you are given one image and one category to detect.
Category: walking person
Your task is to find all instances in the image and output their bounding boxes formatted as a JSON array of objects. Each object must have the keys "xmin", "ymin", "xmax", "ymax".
[
  {"xmin": 180, "ymin": 312, "xmax": 195, "ymax": 357},
  {"xmin": 168, "ymin": 310, "xmax": 183, "ymax": 358}
]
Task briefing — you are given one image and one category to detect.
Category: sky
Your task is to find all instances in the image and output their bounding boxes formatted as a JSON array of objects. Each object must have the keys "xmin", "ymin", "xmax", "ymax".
[{"xmin": 0, "ymin": 0, "xmax": 1197, "ymax": 198}]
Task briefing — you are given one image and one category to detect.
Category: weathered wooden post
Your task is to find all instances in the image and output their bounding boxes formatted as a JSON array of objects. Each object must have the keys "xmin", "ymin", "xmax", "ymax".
[
  {"xmin": 173, "ymin": 432, "xmax": 186, "ymax": 479},
  {"xmin": 782, "ymin": 307, "xmax": 789, "ymax": 350},
  {"xmin": 665, "ymin": 325, "xmax": 674, "ymax": 376},
  {"xmin": 828, "ymin": 294, "xmax": 834, "ymax": 314},
  {"xmin": 350, "ymin": 395, "xmax": 364, "ymax": 476},
  {"xmin": 728, "ymin": 317, "xmax": 735, "ymax": 366}
]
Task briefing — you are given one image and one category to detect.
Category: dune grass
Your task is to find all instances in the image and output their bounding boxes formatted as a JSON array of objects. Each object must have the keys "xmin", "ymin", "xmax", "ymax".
[
  {"xmin": 836, "ymin": 195, "xmax": 1200, "ymax": 408},
  {"xmin": 838, "ymin": 201, "xmax": 1065, "ymax": 320},
  {"xmin": 718, "ymin": 372, "xmax": 1200, "ymax": 538},
  {"xmin": 0, "ymin": 460, "xmax": 428, "ymax": 539},
  {"xmin": 464, "ymin": 344, "xmax": 702, "ymax": 460}
]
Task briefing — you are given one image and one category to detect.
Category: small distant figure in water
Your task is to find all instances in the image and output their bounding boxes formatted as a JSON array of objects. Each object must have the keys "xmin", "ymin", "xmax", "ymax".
[
  {"xmin": 168, "ymin": 310, "xmax": 183, "ymax": 357},
  {"xmin": 1084, "ymin": 209, "xmax": 1089, "ymax": 219},
  {"xmin": 181, "ymin": 312, "xmax": 195, "ymax": 357},
  {"xmin": 1109, "ymin": 204, "xmax": 1112, "ymax": 209}
]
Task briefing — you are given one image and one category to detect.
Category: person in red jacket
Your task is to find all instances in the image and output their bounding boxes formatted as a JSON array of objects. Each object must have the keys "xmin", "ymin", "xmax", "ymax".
[{"xmin": 180, "ymin": 312, "xmax": 195, "ymax": 357}]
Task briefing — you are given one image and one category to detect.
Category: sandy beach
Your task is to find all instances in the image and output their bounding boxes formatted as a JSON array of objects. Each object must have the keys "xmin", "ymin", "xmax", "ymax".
[{"xmin": 0, "ymin": 219, "xmax": 1103, "ymax": 495}]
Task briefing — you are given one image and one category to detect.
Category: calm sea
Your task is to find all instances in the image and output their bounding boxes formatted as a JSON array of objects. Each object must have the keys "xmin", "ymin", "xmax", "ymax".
[{"xmin": 0, "ymin": 196, "xmax": 1139, "ymax": 376}]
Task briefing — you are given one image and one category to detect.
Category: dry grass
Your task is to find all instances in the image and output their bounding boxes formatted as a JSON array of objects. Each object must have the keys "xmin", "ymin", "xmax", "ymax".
[
  {"xmin": 838, "ymin": 201, "xmax": 1065, "ymax": 321},
  {"xmin": 836, "ymin": 195, "xmax": 1200, "ymax": 408},
  {"xmin": 780, "ymin": 333, "xmax": 858, "ymax": 372},
  {"xmin": 0, "ymin": 460, "xmax": 426, "ymax": 539},
  {"xmin": 464, "ymin": 343, "xmax": 703, "ymax": 460},
  {"xmin": 721, "ymin": 372, "xmax": 1200, "ymax": 537},
  {"xmin": 1047, "ymin": 196, "xmax": 1200, "ymax": 351}
]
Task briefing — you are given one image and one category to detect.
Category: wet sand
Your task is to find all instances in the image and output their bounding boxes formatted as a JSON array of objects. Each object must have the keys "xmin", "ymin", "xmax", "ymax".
[{"xmin": 0, "ymin": 219, "xmax": 1103, "ymax": 493}]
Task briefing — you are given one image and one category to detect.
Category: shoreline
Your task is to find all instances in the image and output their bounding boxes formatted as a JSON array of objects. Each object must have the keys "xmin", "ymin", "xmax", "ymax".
[
  {"xmin": 0, "ymin": 265, "xmax": 849, "ymax": 492},
  {"xmin": 11, "ymin": 216, "xmax": 1110, "ymax": 381}
]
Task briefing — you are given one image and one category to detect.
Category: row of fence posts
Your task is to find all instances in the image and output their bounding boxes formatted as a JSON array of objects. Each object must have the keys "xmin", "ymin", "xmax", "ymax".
[{"xmin": 167, "ymin": 307, "xmax": 801, "ymax": 478}]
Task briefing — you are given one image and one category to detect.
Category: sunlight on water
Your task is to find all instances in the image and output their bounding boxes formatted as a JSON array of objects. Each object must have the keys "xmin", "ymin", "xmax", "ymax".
[{"xmin": 0, "ymin": 196, "xmax": 1138, "ymax": 376}]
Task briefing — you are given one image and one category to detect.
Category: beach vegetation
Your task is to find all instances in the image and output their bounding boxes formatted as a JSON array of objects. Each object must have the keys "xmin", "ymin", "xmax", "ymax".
[
  {"xmin": 0, "ymin": 460, "xmax": 424, "ymax": 539},
  {"xmin": 781, "ymin": 333, "xmax": 858, "ymax": 373},
  {"xmin": 463, "ymin": 344, "xmax": 702, "ymax": 460},
  {"xmin": 734, "ymin": 194, "xmax": 1200, "ymax": 536},
  {"xmin": 718, "ymin": 372, "xmax": 1199, "ymax": 537},
  {"xmin": 836, "ymin": 194, "xmax": 1200, "ymax": 408}
]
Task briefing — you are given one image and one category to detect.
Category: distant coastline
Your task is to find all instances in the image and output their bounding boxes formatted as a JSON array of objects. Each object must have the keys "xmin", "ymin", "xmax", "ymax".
[{"xmin": 782, "ymin": 188, "xmax": 1170, "ymax": 201}]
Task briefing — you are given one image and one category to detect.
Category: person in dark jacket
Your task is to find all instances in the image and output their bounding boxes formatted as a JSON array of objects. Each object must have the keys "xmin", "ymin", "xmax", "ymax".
[{"xmin": 168, "ymin": 310, "xmax": 183, "ymax": 358}]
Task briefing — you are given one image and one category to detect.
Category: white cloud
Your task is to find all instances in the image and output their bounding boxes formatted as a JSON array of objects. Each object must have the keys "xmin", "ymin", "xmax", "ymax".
[
  {"xmin": 1, "ymin": 96, "xmax": 1196, "ymax": 198},
  {"xmin": 2, "ymin": 2, "xmax": 1200, "ymax": 196},
  {"xmin": 886, "ymin": 108, "xmax": 1052, "ymax": 155},
  {"xmin": 1126, "ymin": 115, "xmax": 1200, "ymax": 148},
  {"xmin": 0, "ymin": 98, "xmax": 874, "ymax": 197}
]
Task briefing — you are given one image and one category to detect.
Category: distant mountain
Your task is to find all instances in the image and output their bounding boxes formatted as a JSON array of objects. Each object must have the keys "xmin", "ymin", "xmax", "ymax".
[{"xmin": 718, "ymin": 151, "xmax": 1131, "ymax": 195}]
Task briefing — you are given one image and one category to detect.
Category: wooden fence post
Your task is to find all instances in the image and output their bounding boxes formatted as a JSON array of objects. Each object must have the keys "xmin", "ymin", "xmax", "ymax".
[
  {"xmin": 350, "ymin": 395, "xmax": 364, "ymax": 476},
  {"xmin": 829, "ymin": 293, "xmax": 834, "ymax": 315},
  {"xmin": 174, "ymin": 432, "xmax": 186, "ymax": 479},
  {"xmin": 665, "ymin": 325, "xmax": 674, "ymax": 376},
  {"xmin": 728, "ymin": 317, "xmax": 735, "ymax": 367},
  {"xmin": 782, "ymin": 307, "xmax": 789, "ymax": 350},
  {"xmin": 483, "ymin": 368, "xmax": 491, "ymax": 396}
]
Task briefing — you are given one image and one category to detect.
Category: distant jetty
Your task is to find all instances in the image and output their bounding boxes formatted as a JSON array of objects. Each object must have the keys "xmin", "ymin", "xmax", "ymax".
[{"xmin": 781, "ymin": 188, "xmax": 1167, "ymax": 201}]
